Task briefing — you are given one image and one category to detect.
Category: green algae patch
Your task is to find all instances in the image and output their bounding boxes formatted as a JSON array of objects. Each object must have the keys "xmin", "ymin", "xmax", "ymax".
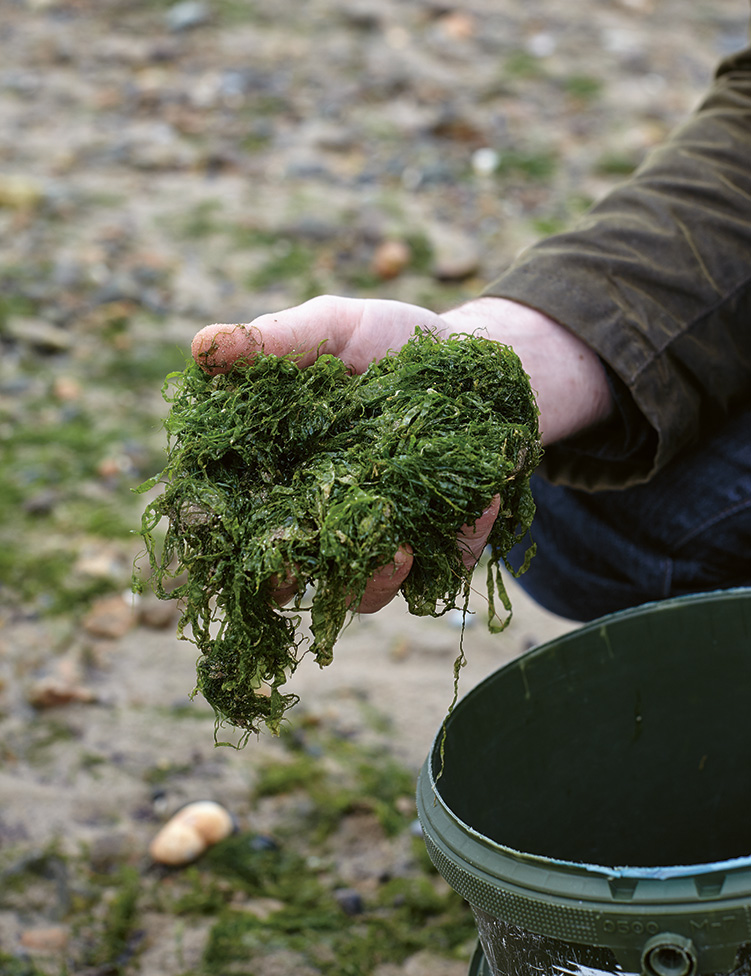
[{"xmin": 134, "ymin": 328, "xmax": 541, "ymax": 739}]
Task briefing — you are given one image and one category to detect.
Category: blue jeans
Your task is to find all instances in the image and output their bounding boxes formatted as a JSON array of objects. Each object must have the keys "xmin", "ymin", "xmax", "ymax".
[{"xmin": 507, "ymin": 405, "xmax": 751, "ymax": 622}]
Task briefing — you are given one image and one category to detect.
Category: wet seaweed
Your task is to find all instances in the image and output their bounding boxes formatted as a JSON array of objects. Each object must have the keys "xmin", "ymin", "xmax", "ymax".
[{"xmin": 134, "ymin": 328, "xmax": 541, "ymax": 739}]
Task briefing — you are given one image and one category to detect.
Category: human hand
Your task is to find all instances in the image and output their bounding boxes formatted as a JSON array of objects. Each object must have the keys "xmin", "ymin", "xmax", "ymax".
[
  {"xmin": 191, "ymin": 294, "xmax": 447, "ymax": 375},
  {"xmin": 191, "ymin": 295, "xmax": 502, "ymax": 613},
  {"xmin": 193, "ymin": 294, "xmax": 613, "ymax": 443}
]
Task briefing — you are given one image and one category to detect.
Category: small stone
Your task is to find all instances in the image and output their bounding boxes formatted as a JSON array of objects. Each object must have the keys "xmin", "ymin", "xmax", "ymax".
[
  {"xmin": 371, "ymin": 239, "xmax": 411, "ymax": 280},
  {"xmin": 0, "ymin": 174, "xmax": 44, "ymax": 210},
  {"xmin": 96, "ymin": 456, "xmax": 126, "ymax": 479},
  {"xmin": 525, "ymin": 32, "xmax": 556, "ymax": 58},
  {"xmin": 395, "ymin": 795, "xmax": 416, "ymax": 817},
  {"xmin": 409, "ymin": 819, "xmax": 424, "ymax": 838},
  {"xmin": 27, "ymin": 653, "xmax": 96, "ymax": 709},
  {"xmin": 436, "ymin": 11, "xmax": 476, "ymax": 40},
  {"xmin": 299, "ymin": 120, "xmax": 358, "ymax": 153},
  {"xmin": 250, "ymin": 834, "xmax": 279, "ymax": 852},
  {"xmin": 403, "ymin": 949, "xmax": 468, "ymax": 976},
  {"xmin": 89, "ymin": 831, "xmax": 134, "ymax": 872},
  {"xmin": 429, "ymin": 111, "xmax": 485, "ymax": 145},
  {"xmin": 471, "ymin": 147, "xmax": 500, "ymax": 176},
  {"xmin": 82, "ymin": 594, "xmax": 135, "ymax": 640},
  {"xmin": 615, "ymin": 0, "xmax": 655, "ymax": 10},
  {"xmin": 5, "ymin": 317, "xmax": 72, "ymax": 353},
  {"xmin": 27, "ymin": 675, "xmax": 96, "ymax": 709},
  {"xmin": 137, "ymin": 596, "xmax": 178, "ymax": 630},
  {"xmin": 238, "ymin": 896, "xmax": 285, "ymax": 920},
  {"xmin": 19, "ymin": 925, "xmax": 69, "ymax": 952},
  {"xmin": 75, "ymin": 547, "xmax": 128, "ymax": 582},
  {"xmin": 22, "ymin": 489, "xmax": 61, "ymax": 516},
  {"xmin": 338, "ymin": 0, "xmax": 382, "ymax": 31},
  {"xmin": 166, "ymin": 0, "xmax": 211, "ymax": 32},
  {"xmin": 52, "ymin": 376, "xmax": 83, "ymax": 401},
  {"xmin": 428, "ymin": 225, "xmax": 482, "ymax": 282},
  {"xmin": 334, "ymin": 887, "xmax": 364, "ymax": 916},
  {"xmin": 389, "ymin": 637, "xmax": 411, "ymax": 662}
]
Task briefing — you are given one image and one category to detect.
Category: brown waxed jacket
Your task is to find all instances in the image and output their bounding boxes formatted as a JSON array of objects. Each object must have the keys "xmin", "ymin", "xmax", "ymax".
[{"xmin": 484, "ymin": 33, "xmax": 751, "ymax": 492}]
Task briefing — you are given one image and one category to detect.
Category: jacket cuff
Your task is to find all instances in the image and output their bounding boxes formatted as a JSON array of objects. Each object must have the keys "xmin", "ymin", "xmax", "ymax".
[{"xmin": 537, "ymin": 362, "xmax": 658, "ymax": 491}]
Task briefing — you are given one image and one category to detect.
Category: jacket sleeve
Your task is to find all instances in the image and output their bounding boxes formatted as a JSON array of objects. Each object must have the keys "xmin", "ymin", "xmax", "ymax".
[{"xmin": 483, "ymin": 42, "xmax": 751, "ymax": 491}]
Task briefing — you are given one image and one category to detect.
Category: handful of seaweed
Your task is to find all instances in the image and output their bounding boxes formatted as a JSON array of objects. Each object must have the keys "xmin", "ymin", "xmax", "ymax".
[{"xmin": 135, "ymin": 329, "xmax": 541, "ymax": 740}]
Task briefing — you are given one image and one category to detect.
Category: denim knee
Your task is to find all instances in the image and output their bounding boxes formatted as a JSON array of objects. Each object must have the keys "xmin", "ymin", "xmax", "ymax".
[{"xmin": 507, "ymin": 408, "xmax": 751, "ymax": 622}]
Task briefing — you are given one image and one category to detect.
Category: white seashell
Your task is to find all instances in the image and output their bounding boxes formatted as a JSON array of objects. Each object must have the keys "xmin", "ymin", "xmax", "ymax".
[
  {"xmin": 149, "ymin": 820, "xmax": 207, "ymax": 866},
  {"xmin": 170, "ymin": 800, "xmax": 235, "ymax": 845},
  {"xmin": 148, "ymin": 800, "xmax": 234, "ymax": 865}
]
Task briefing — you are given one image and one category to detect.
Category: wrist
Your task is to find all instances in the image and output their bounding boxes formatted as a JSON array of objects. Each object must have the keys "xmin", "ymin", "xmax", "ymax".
[{"xmin": 440, "ymin": 297, "xmax": 614, "ymax": 445}]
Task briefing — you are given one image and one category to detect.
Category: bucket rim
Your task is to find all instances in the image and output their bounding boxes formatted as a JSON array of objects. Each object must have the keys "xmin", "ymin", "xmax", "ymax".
[
  {"xmin": 426, "ymin": 586, "xmax": 751, "ymax": 882},
  {"xmin": 426, "ymin": 757, "xmax": 751, "ymax": 880}
]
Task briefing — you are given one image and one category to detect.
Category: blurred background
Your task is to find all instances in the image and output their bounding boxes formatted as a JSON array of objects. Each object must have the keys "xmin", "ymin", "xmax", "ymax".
[{"xmin": 0, "ymin": 0, "xmax": 748, "ymax": 973}]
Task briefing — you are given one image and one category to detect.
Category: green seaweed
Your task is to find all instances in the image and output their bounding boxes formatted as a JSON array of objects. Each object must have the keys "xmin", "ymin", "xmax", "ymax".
[
  {"xmin": 254, "ymin": 733, "xmax": 417, "ymax": 839},
  {"xmin": 134, "ymin": 328, "xmax": 541, "ymax": 739}
]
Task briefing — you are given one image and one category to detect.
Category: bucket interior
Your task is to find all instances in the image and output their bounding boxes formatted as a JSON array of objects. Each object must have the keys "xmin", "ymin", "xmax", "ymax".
[{"xmin": 434, "ymin": 591, "xmax": 751, "ymax": 869}]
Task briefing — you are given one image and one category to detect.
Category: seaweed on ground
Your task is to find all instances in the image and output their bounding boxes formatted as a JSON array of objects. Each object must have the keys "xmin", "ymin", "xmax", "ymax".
[{"xmin": 134, "ymin": 329, "xmax": 541, "ymax": 741}]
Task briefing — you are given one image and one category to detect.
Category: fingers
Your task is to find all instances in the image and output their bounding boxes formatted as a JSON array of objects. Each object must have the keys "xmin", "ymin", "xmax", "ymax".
[
  {"xmin": 267, "ymin": 569, "xmax": 299, "ymax": 608},
  {"xmin": 354, "ymin": 496, "xmax": 499, "ymax": 615},
  {"xmin": 268, "ymin": 496, "xmax": 496, "ymax": 616},
  {"xmin": 267, "ymin": 545, "xmax": 413, "ymax": 614},
  {"xmin": 354, "ymin": 545, "xmax": 414, "ymax": 614},
  {"xmin": 191, "ymin": 296, "xmax": 364, "ymax": 375},
  {"xmin": 457, "ymin": 496, "xmax": 501, "ymax": 571},
  {"xmin": 191, "ymin": 295, "xmax": 449, "ymax": 375},
  {"xmin": 191, "ymin": 322, "xmax": 265, "ymax": 375}
]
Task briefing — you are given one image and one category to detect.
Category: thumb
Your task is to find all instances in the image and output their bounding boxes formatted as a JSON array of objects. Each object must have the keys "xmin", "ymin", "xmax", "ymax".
[{"xmin": 191, "ymin": 296, "xmax": 367, "ymax": 374}]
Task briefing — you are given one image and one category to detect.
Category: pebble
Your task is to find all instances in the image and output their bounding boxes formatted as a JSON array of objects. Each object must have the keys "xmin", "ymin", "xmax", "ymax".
[
  {"xmin": 237, "ymin": 896, "xmax": 285, "ymax": 920},
  {"xmin": 27, "ymin": 675, "xmax": 96, "ymax": 709},
  {"xmin": 334, "ymin": 887, "xmax": 365, "ymax": 916},
  {"xmin": 82, "ymin": 594, "xmax": 135, "ymax": 640},
  {"xmin": 137, "ymin": 595, "xmax": 178, "ymax": 630},
  {"xmin": 75, "ymin": 546, "xmax": 129, "ymax": 582},
  {"xmin": 435, "ymin": 11, "xmax": 477, "ymax": 41},
  {"xmin": 337, "ymin": 0, "xmax": 382, "ymax": 31},
  {"xmin": 27, "ymin": 653, "xmax": 96, "ymax": 709},
  {"xmin": 428, "ymin": 225, "xmax": 482, "ymax": 282},
  {"xmin": 22, "ymin": 489, "xmax": 61, "ymax": 516},
  {"xmin": 402, "ymin": 949, "xmax": 469, "ymax": 976},
  {"xmin": 250, "ymin": 833, "xmax": 280, "ymax": 851},
  {"xmin": 52, "ymin": 376, "xmax": 83, "ymax": 402},
  {"xmin": 4, "ymin": 317, "xmax": 72, "ymax": 354},
  {"xmin": 471, "ymin": 147, "xmax": 501, "ymax": 176},
  {"xmin": 0, "ymin": 174, "xmax": 44, "ymax": 210},
  {"xmin": 525, "ymin": 32, "xmax": 557, "ymax": 58},
  {"xmin": 165, "ymin": 0, "xmax": 211, "ymax": 32},
  {"xmin": 149, "ymin": 800, "xmax": 235, "ymax": 866},
  {"xmin": 19, "ymin": 925, "xmax": 70, "ymax": 953},
  {"xmin": 89, "ymin": 830, "xmax": 135, "ymax": 872},
  {"xmin": 371, "ymin": 239, "xmax": 411, "ymax": 280}
]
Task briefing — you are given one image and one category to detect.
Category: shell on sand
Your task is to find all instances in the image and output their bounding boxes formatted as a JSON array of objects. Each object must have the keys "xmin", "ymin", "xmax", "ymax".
[{"xmin": 149, "ymin": 800, "xmax": 235, "ymax": 866}]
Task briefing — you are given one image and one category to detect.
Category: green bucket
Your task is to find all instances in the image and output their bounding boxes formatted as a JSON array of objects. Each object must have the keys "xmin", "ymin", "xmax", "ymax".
[{"xmin": 417, "ymin": 588, "xmax": 751, "ymax": 976}]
